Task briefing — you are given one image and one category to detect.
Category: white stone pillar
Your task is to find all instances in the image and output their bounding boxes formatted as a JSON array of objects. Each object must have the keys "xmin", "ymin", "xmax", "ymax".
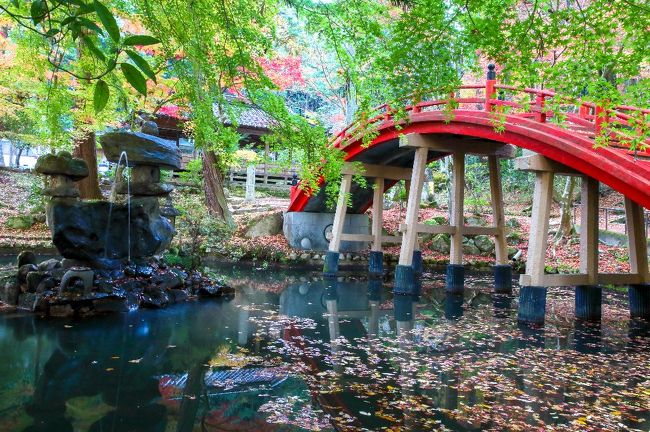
[{"xmin": 245, "ymin": 164, "xmax": 256, "ymax": 201}]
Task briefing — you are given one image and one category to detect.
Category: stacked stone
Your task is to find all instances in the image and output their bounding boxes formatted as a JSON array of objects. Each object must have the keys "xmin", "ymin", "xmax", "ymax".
[
  {"xmin": 34, "ymin": 151, "xmax": 89, "ymax": 199},
  {"xmin": 100, "ymin": 121, "xmax": 181, "ymax": 199}
]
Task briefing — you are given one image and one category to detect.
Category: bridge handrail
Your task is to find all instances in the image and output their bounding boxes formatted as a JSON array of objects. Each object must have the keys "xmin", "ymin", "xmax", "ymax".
[{"xmin": 330, "ymin": 74, "xmax": 648, "ymax": 152}]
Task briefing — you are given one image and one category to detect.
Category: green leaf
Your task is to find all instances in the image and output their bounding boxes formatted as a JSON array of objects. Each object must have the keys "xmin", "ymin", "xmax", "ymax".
[
  {"xmin": 81, "ymin": 35, "xmax": 106, "ymax": 61},
  {"xmin": 93, "ymin": 0, "xmax": 120, "ymax": 43},
  {"xmin": 125, "ymin": 50, "xmax": 156, "ymax": 83},
  {"xmin": 122, "ymin": 35, "xmax": 160, "ymax": 46},
  {"xmin": 45, "ymin": 28, "xmax": 60, "ymax": 37},
  {"xmin": 120, "ymin": 63, "xmax": 147, "ymax": 96},
  {"xmin": 78, "ymin": 17, "xmax": 104, "ymax": 35},
  {"xmin": 93, "ymin": 80, "xmax": 110, "ymax": 113},
  {"xmin": 30, "ymin": 0, "xmax": 47, "ymax": 25}
]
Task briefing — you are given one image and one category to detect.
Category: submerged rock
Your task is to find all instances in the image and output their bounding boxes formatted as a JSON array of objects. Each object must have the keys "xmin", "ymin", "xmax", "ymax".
[{"xmin": 100, "ymin": 131, "xmax": 181, "ymax": 170}]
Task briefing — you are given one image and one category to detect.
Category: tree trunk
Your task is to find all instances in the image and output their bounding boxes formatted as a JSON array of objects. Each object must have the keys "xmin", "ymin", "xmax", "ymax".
[
  {"xmin": 202, "ymin": 150, "xmax": 234, "ymax": 227},
  {"xmin": 73, "ymin": 131, "xmax": 103, "ymax": 200},
  {"xmin": 553, "ymin": 176, "xmax": 577, "ymax": 244},
  {"xmin": 14, "ymin": 147, "xmax": 22, "ymax": 167}
]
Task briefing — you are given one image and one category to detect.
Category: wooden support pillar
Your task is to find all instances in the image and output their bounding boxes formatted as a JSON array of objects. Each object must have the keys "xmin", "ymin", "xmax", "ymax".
[
  {"xmin": 580, "ymin": 178, "xmax": 600, "ymax": 284},
  {"xmin": 518, "ymin": 171, "xmax": 553, "ymax": 325},
  {"xmin": 489, "ymin": 155, "xmax": 508, "ymax": 264},
  {"xmin": 398, "ymin": 147, "xmax": 428, "ymax": 266},
  {"xmin": 371, "ymin": 178, "xmax": 385, "ymax": 252},
  {"xmin": 525, "ymin": 171, "xmax": 554, "ymax": 286},
  {"xmin": 625, "ymin": 197, "xmax": 650, "ymax": 319},
  {"xmin": 394, "ymin": 147, "xmax": 428, "ymax": 294},
  {"xmin": 450, "ymin": 153, "xmax": 465, "ymax": 265},
  {"xmin": 324, "ymin": 174, "xmax": 352, "ymax": 276},
  {"xmin": 369, "ymin": 178, "xmax": 385, "ymax": 275}
]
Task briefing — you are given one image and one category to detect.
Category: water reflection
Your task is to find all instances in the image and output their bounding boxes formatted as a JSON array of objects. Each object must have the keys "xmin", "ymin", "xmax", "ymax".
[{"xmin": 0, "ymin": 268, "xmax": 648, "ymax": 431}]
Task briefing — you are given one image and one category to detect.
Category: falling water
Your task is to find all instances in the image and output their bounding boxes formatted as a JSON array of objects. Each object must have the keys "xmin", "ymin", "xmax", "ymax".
[{"xmin": 104, "ymin": 151, "xmax": 131, "ymax": 263}]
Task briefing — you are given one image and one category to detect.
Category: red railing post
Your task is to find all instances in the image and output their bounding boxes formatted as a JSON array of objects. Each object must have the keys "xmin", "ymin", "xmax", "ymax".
[
  {"xmin": 485, "ymin": 64, "xmax": 496, "ymax": 112},
  {"xmin": 579, "ymin": 104, "xmax": 589, "ymax": 119},
  {"xmin": 534, "ymin": 93, "xmax": 546, "ymax": 123},
  {"xmin": 594, "ymin": 105, "xmax": 608, "ymax": 135}
]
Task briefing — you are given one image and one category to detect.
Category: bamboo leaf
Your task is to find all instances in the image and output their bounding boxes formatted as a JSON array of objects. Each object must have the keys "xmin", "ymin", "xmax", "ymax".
[{"xmin": 122, "ymin": 35, "xmax": 160, "ymax": 46}]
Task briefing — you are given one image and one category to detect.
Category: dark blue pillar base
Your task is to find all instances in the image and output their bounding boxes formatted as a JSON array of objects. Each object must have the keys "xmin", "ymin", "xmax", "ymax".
[
  {"xmin": 323, "ymin": 251, "xmax": 340, "ymax": 277},
  {"xmin": 393, "ymin": 265, "xmax": 415, "ymax": 295},
  {"xmin": 394, "ymin": 294, "xmax": 415, "ymax": 321},
  {"xmin": 494, "ymin": 265, "xmax": 513, "ymax": 293},
  {"xmin": 575, "ymin": 285, "xmax": 602, "ymax": 321},
  {"xmin": 629, "ymin": 284, "xmax": 650, "ymax": 319},
  {"xmin": 368, "ymin": 278, "xmax": 382, "ymax": 302},
  {"xmin": 368, "ymin": 251, "xmax": 384, "ymax": 276},
  {"xmin": 446, "ymin": 264, "xmax": 465, "ymax": 294},
  {"xmin": 444, "ymin": 293, "xmax": 464, "ymax": 320},
  {"xmin": 517, "ymin": 286, "xmax": 547, "ymax": 325},
  {"xmin": 412, "ymin": 250, "xmax": 423, "ymax": 275}
]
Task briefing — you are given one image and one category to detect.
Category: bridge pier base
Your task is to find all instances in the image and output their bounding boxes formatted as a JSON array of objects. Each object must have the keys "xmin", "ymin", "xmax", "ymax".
[
  {"xmin": 629, "ymin": 284, "xmax": 650, "ymax": 319},
  {"xmin": 394, "ymin": 265, "xmax": 416, "ymax": 295},
  {"xmin": 517, "ymin": 286, "xmax": 547, "ymax": 325},
  {"xmin": 493, "ymin": 265, "xmax": 513, "ymax": 293},
  {"xmin": 575, "ymin": 285, "xmax": 602, "ymax": 321},
  {"xmin": 368, "ymin": 251, "xmax": 384, "ymax": 276},
  {"xmin": 412, "ymin": 250, "xmax": 423, "ymax": 275},
  {"xmin": 323, "ymin": 251, "xmax": 340, "ymax": 277},
  {"xmin": 446, "ymin": 264, "xmax": 465, "ymax": 294}
]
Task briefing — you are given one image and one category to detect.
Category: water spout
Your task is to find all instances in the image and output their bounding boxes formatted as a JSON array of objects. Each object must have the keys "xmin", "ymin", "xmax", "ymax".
[{"xmin": 104, "ymin": 151, "xmax": 131, "ymax": 263}]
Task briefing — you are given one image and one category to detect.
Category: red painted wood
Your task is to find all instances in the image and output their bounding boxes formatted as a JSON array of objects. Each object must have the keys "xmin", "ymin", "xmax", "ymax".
[{"xmin": 288, "ymin": 84, "xmax": 650, "ymax": 213}]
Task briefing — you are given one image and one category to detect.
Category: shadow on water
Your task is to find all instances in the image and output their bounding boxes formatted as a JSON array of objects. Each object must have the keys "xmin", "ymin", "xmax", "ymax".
[{"xmin": 0, "ymin": 265, "xmax": 648, "ymax": 431}]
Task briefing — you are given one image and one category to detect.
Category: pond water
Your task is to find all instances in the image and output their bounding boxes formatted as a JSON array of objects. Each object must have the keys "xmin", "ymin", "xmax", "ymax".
[{"xmin": 0, "ymin": 265, "xmax": 648, "ymax": 431}]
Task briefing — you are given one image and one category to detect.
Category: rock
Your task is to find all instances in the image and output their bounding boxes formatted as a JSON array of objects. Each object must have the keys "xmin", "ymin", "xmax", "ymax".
[
  {"xmin": 26, "ymin": 271, "xmax": 48, "ymax": 293},
  {"xmin": 18, "ymin": 264, "xmax": 38, "ymax": 283},
  {"xmin": 6, "ymin": 215, "xmax": 34, "ymax": 230},
  {"xmin": 33, "ymin": 213, "xmax": 47, "ymax": 223},
  {"xmin": 100, "ymin": 131, "xmax": 181, "ymax": 170},
  {"xmin": 244, "ymin": 212, "xmax": 283, "ymax": 238},
  {"xmin": 18, "ymin": 293, "xmax": 37, "ymax": 311},
  {"xmin": 473, "ymin": 235, "xmax": 495, "ymax": 254},
  {"xmin": 38, "ymin": 258, "xmax": 61, "ymax": 272},
  {"xmin": 430, "ymin": 234, "xmax": 450, "ymax": 254},
  {"xmin": 4, "ymin": 281, "xmax": 19, "ymax": 305},
  {"xmin": 141, "ymin": 121, "xmax": 159, "ymax": 135},
  {"xmin": 94, "ymin": 280, "xmax": 115, "ymax": 294},
  {"xmin": 152, "ymin": 272, "xmax": 184, "ymax": 290},
  {"xmin": 118, "ymin": 182, "xmax": 173, "ymax": 196},
  {"xmin": 505, "ymin": 218, "xmax": 521, "ymax": 229},
  {"xmin": 141, "ymin": 287, "xmax": 169, "ymax": 308},
  {"xmin": 125, "ymin": 264, "xmax": 155, "ymax": 278},
  {"xmin": 508, "ymin": 247, "xmax": 519, "ymax": 259},
  {"xmin": 462, "ymin": 241, "xmax": 481, "ymax": 256},
  {"xmin": 299, "ymin": 253, "xmax": 310, "ymax": 260},
  {"xmin": 48, "ymin": 197, "xmax": 174, "ymax": 262},
  {"xmin": 36, "ymin": 277, "xmax": 57, "ymax": 293},
  {"xmin": 506, "ymin": 231, "xmax": 522, "ymax": 244},
  {"xmin": 49, "ymin": 304, "xmax": 74, "ymax": 317},
  {"xmin": 288, "ymin": 252, "xmax": 298, "ymax": 260},
  {"xmin": 465, "ymin": 215, "xmax": 488, "ymax": 226},
  {"xmin": 168, "ymin": 289, "xmax": 189, "ymax": 303},
  {"xmin": 34, "ymin": 152, "xmax": 89, "ymax": 179},
  {"xmin": 300, "ymin": 237, "xmax": 312, "ymax": 249},
  {"xmin": 17, "ymin": 251, "xmax": 37, "ymax": 268},
  {"xmin": 197, "ymin": 284, "xmax": 226, "ymax": 297}
]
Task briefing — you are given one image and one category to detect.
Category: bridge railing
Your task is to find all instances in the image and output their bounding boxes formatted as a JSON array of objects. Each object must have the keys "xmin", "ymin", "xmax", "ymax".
[{"xmin": 330, "ymin": 65, "xmax": 649, "ymax": 155}]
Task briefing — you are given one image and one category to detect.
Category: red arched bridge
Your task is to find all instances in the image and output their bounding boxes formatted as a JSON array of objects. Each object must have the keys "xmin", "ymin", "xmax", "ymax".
[
  {"xmin": 285, "ymin": 69, "xmax": 650, "ymax": 326},
  {"xmin": 288, "ymin": 78, "xmax": 650, "ymax": 213}
]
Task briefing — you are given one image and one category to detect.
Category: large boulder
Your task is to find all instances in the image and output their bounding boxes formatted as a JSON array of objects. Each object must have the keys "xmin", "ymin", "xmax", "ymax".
[
  {"xmin": 34, "ymin": 152, "xmax": 88, "ymax": 179},
  {"xmin": 48, "ymin": 197, "xmax": 174, "ymax": 263},
  {"xmin": 474, "ymin": 235, "xmax": 495, "ymax": 254},
  {"xmin": 100, "ymin": 131, "xmax": 181, "ymax": 170},
  {"xmin": 430, "ymin": 233, "xmax": 450, "ymax": 254},
  {"xmin": 6, "ymin": 215, "xmax": 35, "ymax": 230},
  {"xmin": 245, "ymin": 212, "xmax": 283, "ymax": 238}
]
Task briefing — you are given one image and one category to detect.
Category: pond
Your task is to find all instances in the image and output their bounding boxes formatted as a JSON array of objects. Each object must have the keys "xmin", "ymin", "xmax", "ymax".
[{"xmin": 0, "ymin": 264, "xmax": 648, "ymax": 431}]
